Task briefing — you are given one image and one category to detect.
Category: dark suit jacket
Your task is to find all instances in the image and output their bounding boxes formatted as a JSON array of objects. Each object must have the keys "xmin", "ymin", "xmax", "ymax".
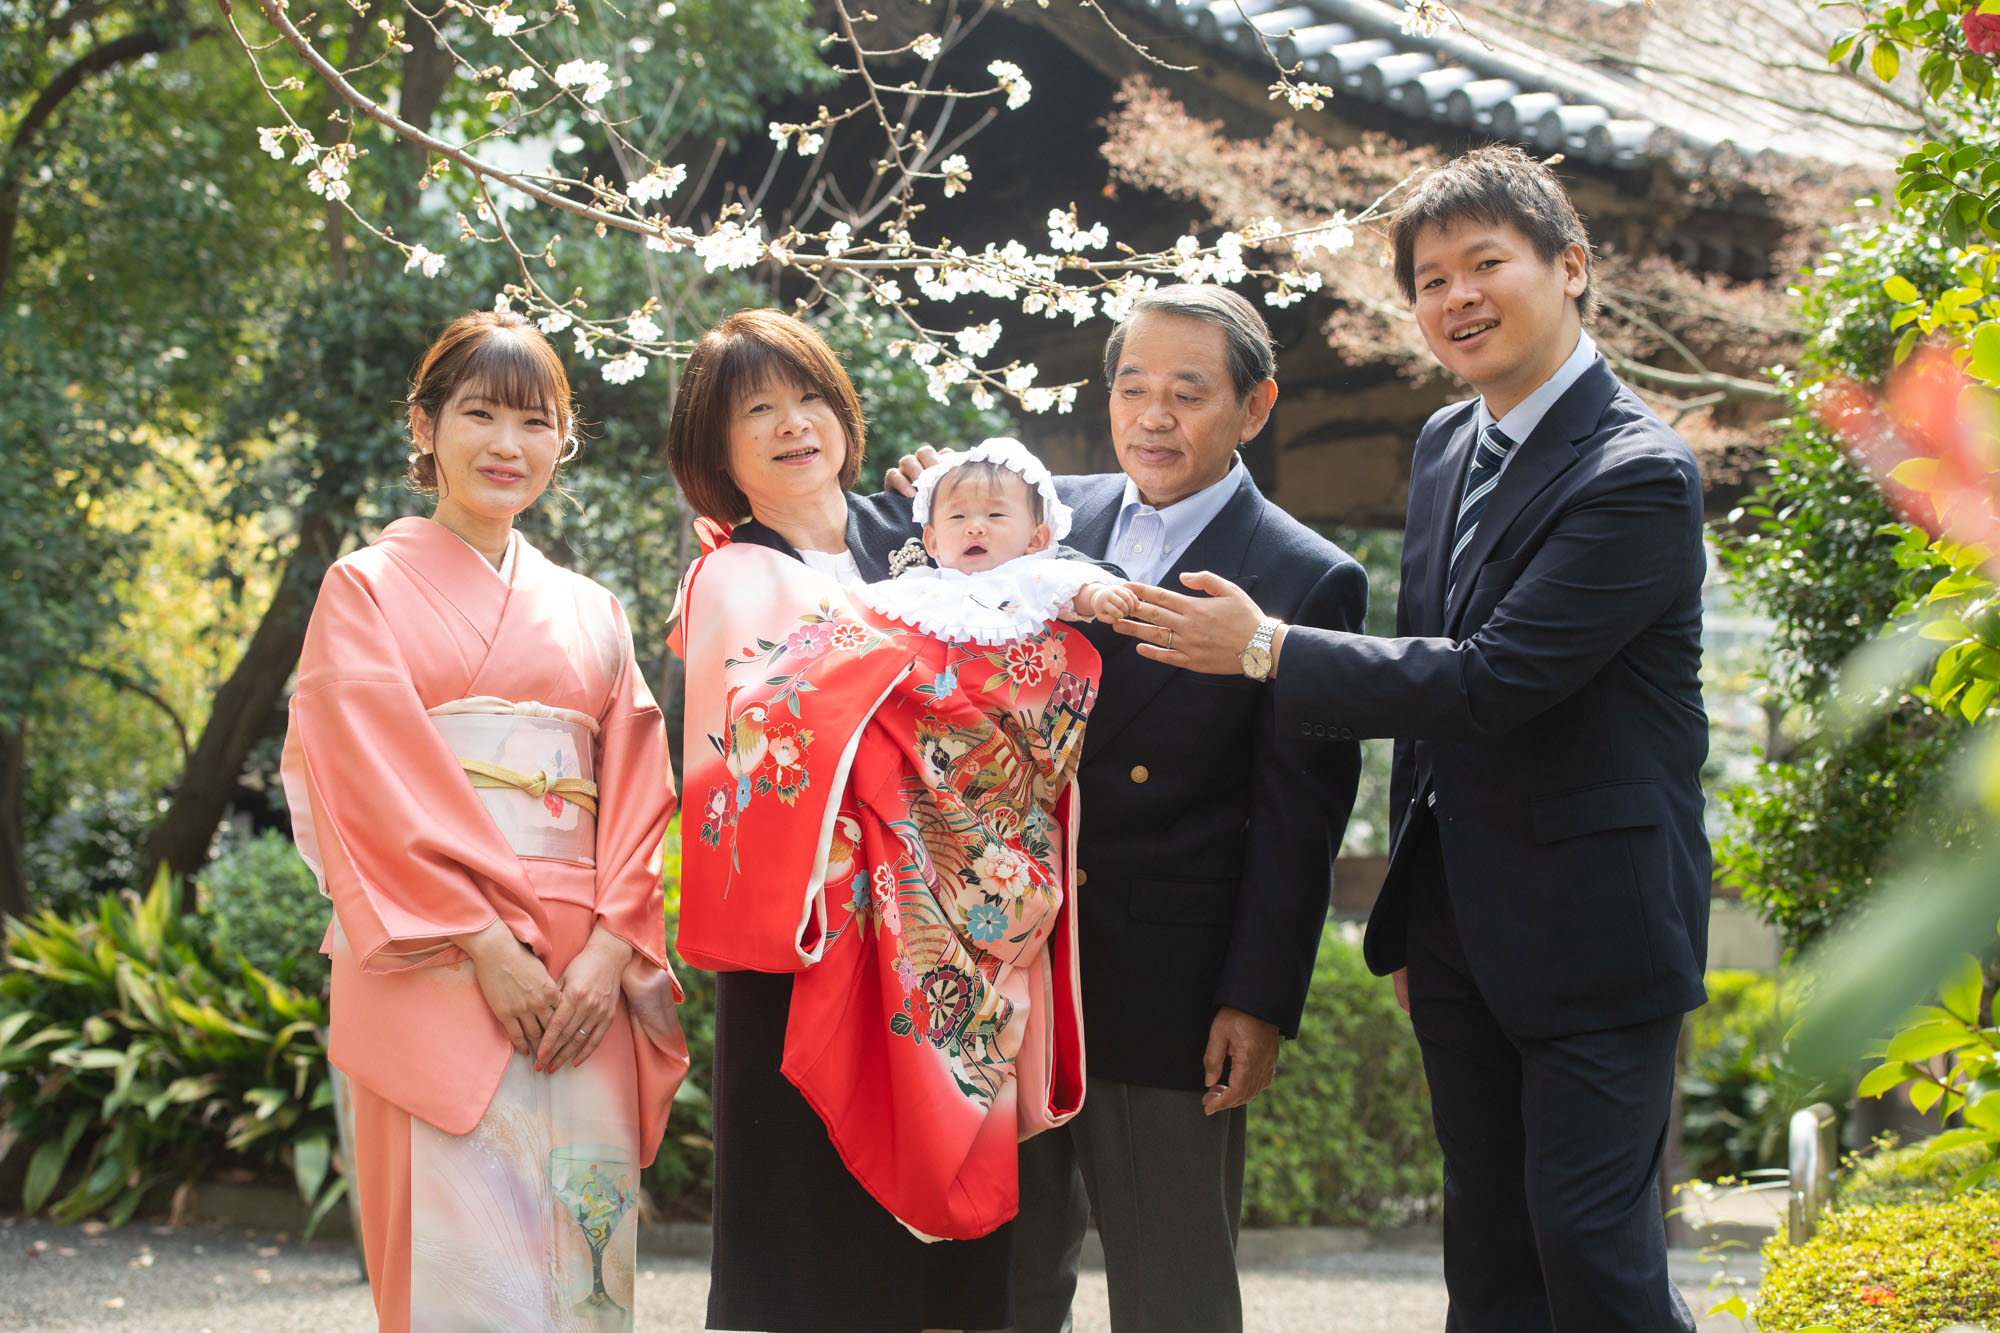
[
  {"xmin": 1053, "ymin": 469, "xmax": 1366, "ymax": 1090},
  {"xmin": 730, "ymin": 492, "xmax": 913, "ymax": 582},
  {"xmin": 849, "ymin": 470, "xmax": 1367, "ymax": 1090},
  {"xmin": 1276, "ymin": 357, "xmax": 1711, "ymax": 1040}
]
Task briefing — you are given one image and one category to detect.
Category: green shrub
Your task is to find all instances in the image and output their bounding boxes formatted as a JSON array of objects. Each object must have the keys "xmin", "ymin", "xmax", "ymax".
[
  {"xmin": 1678, "ymin": 969, "xmax": 1830, "ymax": 1180},
  {"xmin": 1243, "ymin": 923, "xmax": 1441, "ymax": 1226},
  {"xmin": 642, "ymin": 826, "xmax": 717, "ymax": 1218},
  {"xmin": 0, "ymin": 873, "xmax": 340, "ymax": 1229},
  {"xmin": 194, "ymin": 830, "xmax": 330, "ymax": 997},
  {"xmin": 1842, "ymin": 1135, "xmax": 1998, "ymax": 1208},
  {"xmin": 1754, "ymin": 1194, "xmax": 2000, "ymax": 1331}
]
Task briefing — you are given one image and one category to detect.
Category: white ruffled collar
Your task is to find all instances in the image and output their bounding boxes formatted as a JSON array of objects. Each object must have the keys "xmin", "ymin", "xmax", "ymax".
[{"xmin": 854, "ymin": 554, "xmax": 1111, "ymax": 646}]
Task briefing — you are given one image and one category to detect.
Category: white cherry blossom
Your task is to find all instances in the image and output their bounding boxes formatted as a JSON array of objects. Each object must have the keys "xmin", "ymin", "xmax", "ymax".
[
  {"xmin": 553, "ymin": 60, "xmax": 612, "ymax": 103},
  {"xmin": 403, "ymin": 244, "xmax": 447, "ymax": 277},
  {"xmin": 693, "ymin": 220, "xmax": 764, "ymax": 272},
  {"xmin": 940, "ymin": 154, "xmax": 971, "ymax": 197},
  {"xmin": 987, "ymin": 61, "xmax": 1031, "ymax": 110},
  {"xmin": 600, "ymin": 351, "xmax": 648, "ymax": 384}
]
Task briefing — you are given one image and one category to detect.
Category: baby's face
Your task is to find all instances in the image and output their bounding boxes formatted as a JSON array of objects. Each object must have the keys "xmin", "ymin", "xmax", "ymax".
[{"xmin": 923, "ymin": 472, "xmax": 1051, "ymax": 573}]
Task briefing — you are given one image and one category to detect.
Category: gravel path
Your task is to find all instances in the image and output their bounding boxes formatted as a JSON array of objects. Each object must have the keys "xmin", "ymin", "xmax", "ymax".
[{"xmin": 0, "ymin": 1217, "xmax": 1759, "ymax": 1331}]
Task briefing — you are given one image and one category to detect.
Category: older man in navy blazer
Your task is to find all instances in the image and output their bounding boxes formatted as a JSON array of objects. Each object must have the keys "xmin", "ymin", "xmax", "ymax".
[
  {"xmin": 887, "ymin": 285, "xmax": 1366, "ymax": 1333},
  {"xmin": 1132, "ymin": 149, "xmax": 1709, "ymax": 1331}
]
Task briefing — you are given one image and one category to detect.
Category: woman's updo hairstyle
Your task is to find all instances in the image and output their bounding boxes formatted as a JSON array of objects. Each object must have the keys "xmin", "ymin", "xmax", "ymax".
[{"xmin": 405, "ymin": 309, "xmax": 577, "ymax": 493}]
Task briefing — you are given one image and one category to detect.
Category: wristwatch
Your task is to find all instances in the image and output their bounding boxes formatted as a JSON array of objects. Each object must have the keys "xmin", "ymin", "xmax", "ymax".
[{"xmin": 1239, "ymin": 618, "xmax": 1282, "ymax": 681}]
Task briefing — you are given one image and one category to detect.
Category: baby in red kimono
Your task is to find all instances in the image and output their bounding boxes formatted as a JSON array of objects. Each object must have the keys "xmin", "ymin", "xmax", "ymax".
[
  {"xmin": 676, "ymin": 436, "xmax": 1121, "ymax": 1241},
  {"xmin": 856, "ymin": 436, "xmax": 1139, "ymax": 641}
]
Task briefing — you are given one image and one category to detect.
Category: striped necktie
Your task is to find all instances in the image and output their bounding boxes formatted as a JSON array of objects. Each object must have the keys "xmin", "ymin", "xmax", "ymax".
[{"xmin": 1447, "ymin": 422, "xmax": 1515, "ymax": 605}]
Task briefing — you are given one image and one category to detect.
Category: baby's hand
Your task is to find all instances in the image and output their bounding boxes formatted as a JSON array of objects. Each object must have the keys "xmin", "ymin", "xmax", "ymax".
[{"xmin": 1079, "ymin": 583, "xmax": 1141, "ymax": 624}]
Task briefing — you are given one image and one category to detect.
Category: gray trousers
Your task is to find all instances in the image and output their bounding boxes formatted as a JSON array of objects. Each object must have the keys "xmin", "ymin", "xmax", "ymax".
[{"xmin": 1007, "ymin": 1077, "xmax": 1248, "ymax": 1333}]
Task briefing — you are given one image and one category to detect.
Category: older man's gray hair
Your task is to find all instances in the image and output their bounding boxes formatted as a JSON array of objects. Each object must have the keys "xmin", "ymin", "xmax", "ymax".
[{"xmin": 1102, "ymin": 284, "xmax": 1277, "ymax": 402}]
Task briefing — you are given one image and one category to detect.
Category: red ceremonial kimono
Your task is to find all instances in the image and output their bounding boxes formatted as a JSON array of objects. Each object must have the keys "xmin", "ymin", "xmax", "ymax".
[{"xmin": 673, "ymin": 533, "xmax": 1098, "ymax": 1240}]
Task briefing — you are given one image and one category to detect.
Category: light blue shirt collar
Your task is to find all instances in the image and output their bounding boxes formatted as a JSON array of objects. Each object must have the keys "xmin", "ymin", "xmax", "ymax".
[
  {"xmin": 1476, "ymin": 331, "xmax": 1597, "ymax": 444},
  {"xmin": 1108, "ymin": 458, "xmax": 1243, "ymax": 586}
]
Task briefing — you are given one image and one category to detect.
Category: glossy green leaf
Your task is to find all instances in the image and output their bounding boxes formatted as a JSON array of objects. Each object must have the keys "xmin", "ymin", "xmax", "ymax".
[
  {"xmin": 291, "ymin": 1132, "xmax": 330, "ymax": 1203},
  {"xmin": 1970, "ymin": 321, "xmax": 2000, "ymax": 388},
  {"xmin": 1939, "ymin": 954, "xmax": 1985, "ymax": 1023},
  {"xmin": 1872, "ymin": 39, "xmax": 1903, "ymax": 81},
  {"xmin": 302, "ymin": 1174, "xmax": 350, "ymax": 1243},
  {"xmin": 22, "ymin": 1138, "xmax": 72, "ymax": 1213},
  {"xmin": 1857, "ymin": 1059, "xmax": 1919, "ymax": 1097},
  {"xmin": 1887, "ymin": 1020, "xmax": 1980, "ymax": 1062}
]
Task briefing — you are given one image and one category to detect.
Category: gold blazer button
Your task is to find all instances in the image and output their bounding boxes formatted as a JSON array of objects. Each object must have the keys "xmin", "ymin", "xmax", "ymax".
[
  {"xmin": 1077, "ymin": 869, "xmax": 1089, "ymax": 885},
  {"xmin": 1130, "ymin": 765, "xmax": 1150, "ymax": 784}
]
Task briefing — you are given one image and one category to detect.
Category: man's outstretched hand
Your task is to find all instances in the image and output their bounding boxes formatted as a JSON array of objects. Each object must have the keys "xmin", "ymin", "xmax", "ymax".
[
  {"xmin": 883, "ymin": 445, "xmax": 943, "ymax": 498},
  {"xmin": 1118, "ymin": 572, "xmax": 1274, "ymax": 676}
]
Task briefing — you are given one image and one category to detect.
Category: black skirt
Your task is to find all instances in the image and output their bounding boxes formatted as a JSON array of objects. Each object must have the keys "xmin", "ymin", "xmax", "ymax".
[{"xmin": 705, "ymin": 970, "xmax": 1015, "ymax": 1333}]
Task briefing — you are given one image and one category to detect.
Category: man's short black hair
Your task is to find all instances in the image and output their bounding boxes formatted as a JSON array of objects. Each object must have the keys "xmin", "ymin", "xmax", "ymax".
[{"xmin": 1389, "ymin": 145, "xmax": 1596, "ymax": 321}]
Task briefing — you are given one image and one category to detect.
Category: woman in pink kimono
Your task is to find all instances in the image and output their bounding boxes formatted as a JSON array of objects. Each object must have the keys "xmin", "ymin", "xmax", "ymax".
[{"xmin": 281, "ymin": 310, "xmax": 688, "ymax": 1333}]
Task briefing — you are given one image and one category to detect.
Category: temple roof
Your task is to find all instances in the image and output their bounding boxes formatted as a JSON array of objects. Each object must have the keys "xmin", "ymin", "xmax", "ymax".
[{"xmin": 1121, "ymin": 0, "xmax": 1913, "ymax": 173}]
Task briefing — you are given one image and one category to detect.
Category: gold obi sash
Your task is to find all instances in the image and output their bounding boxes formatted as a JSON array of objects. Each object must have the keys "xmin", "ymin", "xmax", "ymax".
[{"xmin": 428, "ymin": 697, "xmax": 599, "ymax": 867}]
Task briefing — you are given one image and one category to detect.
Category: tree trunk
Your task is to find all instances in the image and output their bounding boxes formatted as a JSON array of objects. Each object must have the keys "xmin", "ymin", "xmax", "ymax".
[
  {"xmin": 146, "ymin": 511, "xmax": 341, "ymax": 904},
  {"xmin": 0, "ymin": 720, "xmax": 29, "ymax": 919}
]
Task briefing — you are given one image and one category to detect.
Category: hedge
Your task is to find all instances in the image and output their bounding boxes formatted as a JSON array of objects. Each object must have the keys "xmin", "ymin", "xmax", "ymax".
[
  {"xmin": 1242, "ymin": 922, "xmax": 1441, "ymax": 1226},
  {"xmin": 1754, "ymin": 1193, "xmax": 2000, "ymax": 1331}
]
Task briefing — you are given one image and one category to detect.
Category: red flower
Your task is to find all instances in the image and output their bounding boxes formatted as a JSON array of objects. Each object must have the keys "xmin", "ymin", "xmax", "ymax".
[
  {"xmin": 1859, "ymin": 1284, "xmax": 1896, "ymax": 1305},
  {"xmin": 543, "ymin": 793, "xmax": 566, "ymax": 818},
  {"xmin": 1002, "ymin": 640, "xmax": 1047, "ymax": 688},
  {"xmin": 1965, "ymin": 11, "xmax": 2000, "ymax": 55}
]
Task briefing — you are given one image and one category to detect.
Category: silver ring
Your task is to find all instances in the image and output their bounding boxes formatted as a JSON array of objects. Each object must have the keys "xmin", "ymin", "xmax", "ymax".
[
  {"xmin": 1166, "ymin": 629, "xmax": 1175, "ymax": 650},
  {"xmin": 578, "ymin": 1026, "xmax": 590, "ymax": 1037}
]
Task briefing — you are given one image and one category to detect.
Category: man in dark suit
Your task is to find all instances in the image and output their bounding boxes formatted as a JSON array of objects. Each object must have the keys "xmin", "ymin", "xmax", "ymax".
[
  {"xmin": 1128, "ymin": 149, "xmax": 1709, "ymax": 1331},
  {"xmin": 885, "ymin": 284, "xmax": 1367, "ymax": 1333}
]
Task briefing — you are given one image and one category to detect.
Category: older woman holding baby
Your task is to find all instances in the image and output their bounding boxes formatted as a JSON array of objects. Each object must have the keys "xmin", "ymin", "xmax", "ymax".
[{"xmin": 670, "ymin": 310, "xmax": 1128, "ymax": 1333}]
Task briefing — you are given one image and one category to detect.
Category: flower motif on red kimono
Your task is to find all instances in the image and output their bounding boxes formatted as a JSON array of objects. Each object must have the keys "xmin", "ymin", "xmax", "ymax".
[
  {"xmin": 971, "ymin": 845, "xmax": 1034, "ymax": 899},
  {"xmin": 1035, "ymin": 633, "xmax": 1067, "ymax": 681},
  {"xmin": 785, "ymin": 623, "xmax": 835, "ymax": 658},
  {"xmin": 871, "ymin": 864, "xmax": 903, "ymax": 936},
  {"xmin": 893, "ymin": 954, "xmax": 920, "ymax": 993},
  {"xmin": 697, "ymin": 783, "xmax": 735, "ymax": 848},
  {"xmin": 828, "ymin": 619, "xmax": 870, "ymax": 650},
  {"xmin": 1002, "ymin": 639, "xmax": 1047, "ymax": 689},
  {"xmin": 964, "ymin": 902, "xmax": 1009, "ymax": 944},
  {"xmin": 757, "ymin": 723, "xmax": 813, "ymax": 805}
]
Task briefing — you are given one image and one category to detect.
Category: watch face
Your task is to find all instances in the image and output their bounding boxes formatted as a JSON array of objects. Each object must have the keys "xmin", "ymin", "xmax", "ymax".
[{"xmin": 1239, "ymin": 645, "xmax": 1273, "ymax": 679}]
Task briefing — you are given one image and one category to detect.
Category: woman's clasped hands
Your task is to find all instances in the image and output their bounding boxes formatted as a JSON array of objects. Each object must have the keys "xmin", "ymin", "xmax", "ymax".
[{"xmin": 453, "ymin": 919, "xmax": 634, "ymax": 1072}]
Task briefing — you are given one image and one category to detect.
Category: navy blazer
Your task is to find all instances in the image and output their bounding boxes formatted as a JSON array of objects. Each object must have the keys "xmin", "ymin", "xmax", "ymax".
[
  {"xmin": 853, "ymin": 470, "xmax": 1367, "ymax": 1090},
  {"xmin": 1053, "ymin": 470, "xmax": 1365, "ymax": 1090},
  {"xmin": 1276, "ymin": 358, "xmax": 1711, "ymax": 1039}
]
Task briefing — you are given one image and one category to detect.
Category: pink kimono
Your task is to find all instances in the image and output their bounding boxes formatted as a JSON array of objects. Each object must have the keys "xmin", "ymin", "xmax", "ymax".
[
  {"xmin": 282, "ymin": 517, "xmax": 687, "ymax": 1333},
  {"xmin": 673, "ymin": 534, "xmax": 1094, "ymax": 1241}
]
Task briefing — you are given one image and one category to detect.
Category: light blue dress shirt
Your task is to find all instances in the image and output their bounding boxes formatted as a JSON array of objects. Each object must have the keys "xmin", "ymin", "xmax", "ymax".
[
  {"xmin": 1474, "ymin": 332, "xmax": 1598, "ymax": 476},
  {"xmin": 1105, "ymin": 459, "xmax": 1244, "ymax": 586}
]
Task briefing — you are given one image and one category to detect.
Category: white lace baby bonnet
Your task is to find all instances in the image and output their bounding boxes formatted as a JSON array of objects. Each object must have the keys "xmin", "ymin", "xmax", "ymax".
[{"xmin": 855, "ymin": 437, "xmax": 1112, "ymax": 646}]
